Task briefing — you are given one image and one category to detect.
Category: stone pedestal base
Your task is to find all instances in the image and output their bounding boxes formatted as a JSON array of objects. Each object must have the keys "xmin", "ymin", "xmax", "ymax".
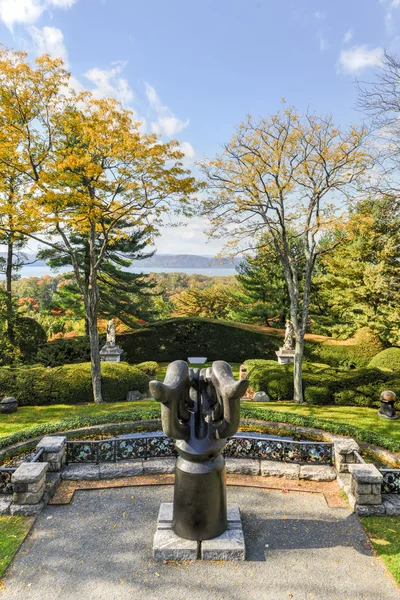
[
  {"xmin": 275, "ymin": 348, "xmax": 295, "ymax": 364},
  {"xmin": 153, "ymin": 503, "xmax": 245, "ymax": 561},
  {"xmin": 99, "ymin": 343, "xmax": 123, "ymax": 362}
]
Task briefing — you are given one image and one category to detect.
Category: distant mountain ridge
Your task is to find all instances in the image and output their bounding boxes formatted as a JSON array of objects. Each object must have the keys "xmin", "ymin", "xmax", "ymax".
[
  {"xmin": 131, "ymin": 254, "xmax": 241, "ymax": 268},
  {"xmin": 0, "ymin": 252, "xmax": 241, "ymax": 269}
]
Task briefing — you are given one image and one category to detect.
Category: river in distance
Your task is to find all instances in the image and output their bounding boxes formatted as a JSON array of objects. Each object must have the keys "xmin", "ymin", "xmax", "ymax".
[{"xmin": 3, "ymin": 265, "xmax": 238, "ymax": 279}]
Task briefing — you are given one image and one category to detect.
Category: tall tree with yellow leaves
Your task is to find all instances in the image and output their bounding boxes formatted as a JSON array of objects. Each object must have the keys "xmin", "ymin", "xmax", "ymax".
[
  {"xmin": 0, "ymin": 47, "xmax": 198, "ymax": 402},
  {"xmin": 200, "ymin": 106, "xmax": 371, "ymax": 402}
]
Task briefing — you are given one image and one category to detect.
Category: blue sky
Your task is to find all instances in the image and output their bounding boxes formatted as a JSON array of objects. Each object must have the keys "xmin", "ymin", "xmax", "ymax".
[{"xmin": 0, "ymin": 0, "xmax": 398, "ymax": 255}]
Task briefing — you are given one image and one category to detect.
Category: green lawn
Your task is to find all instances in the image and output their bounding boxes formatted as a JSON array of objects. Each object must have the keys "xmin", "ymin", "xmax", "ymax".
[
  {"xmin": 0, "ymin": 516, "xmax": 34, "ymax": 578},
  {"xmin": 0, "ymin": 401, "xmax": 157, "ymax": 439},
  {"xmin": 361, "ymin": 517, "xmax": 400, "ymax": 585},
  {"xmin": 1, "ymin": 399, "xmax": 399, "ymax": 443},
  {"xmin": 244, "ymin": 402, "xmax": 400, "ymax": 442}
]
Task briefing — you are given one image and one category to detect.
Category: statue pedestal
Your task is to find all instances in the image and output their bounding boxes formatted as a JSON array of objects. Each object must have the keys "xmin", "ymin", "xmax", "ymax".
[
  {"xmin": 99, "ymin": 343, "xmax": 124, "ymax": 362},
  {"xmin": 153, "ymin": 503, "xmax": 245, "ymax": 561},
  {"xmin": 276, "ymin": 347, "xmax": 295, "ymax": 364}
]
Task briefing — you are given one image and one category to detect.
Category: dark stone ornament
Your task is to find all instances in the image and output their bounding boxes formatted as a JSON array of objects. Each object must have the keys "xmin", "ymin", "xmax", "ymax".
[
  {"xmin": 378, "ymin": 390, "xmax": 398, "ymax": 420},
  {"xmin": 149, "ymin": 360, "xmax": 248, "ymax": 541}
]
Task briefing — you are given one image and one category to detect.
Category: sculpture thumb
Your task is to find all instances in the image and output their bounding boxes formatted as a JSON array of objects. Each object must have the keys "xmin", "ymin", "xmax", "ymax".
[{"xmin": 149, "ymin": 380, "xmax": 167, "ymax": 404}]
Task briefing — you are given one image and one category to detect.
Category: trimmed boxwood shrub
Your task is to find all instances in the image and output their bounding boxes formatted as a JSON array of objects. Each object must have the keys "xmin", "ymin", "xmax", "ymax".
[
  {"xmin": 245, "ymin": 359, "xmax": 393, "ymax": 406},
  {"xmin": 136, "ymin": 361, "xmax": 159, "ymax": 378},
  {"xmin": 0, "ymin": 362, "xmax": 150, "ymax": 406},
  {"xmin": 36, "ymin": 337, "xmax": 92, "ymax": 367},
  {"xmin": 304, "ymin": 386, "xmax": 331, "ymax": 405},
  {"xmin": 368, "ymin": 348, "xmax": 400, "ymax": 372}
]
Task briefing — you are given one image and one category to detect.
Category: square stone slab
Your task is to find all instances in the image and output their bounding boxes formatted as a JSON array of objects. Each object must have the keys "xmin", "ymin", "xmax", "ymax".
[
  {"xmin": 201, "ymin": 529, "xmax": 246, "ymax": 560},
  {"xmin": 153, "ymin": 530, "xmax": 198, "ymax": 561},
  {"xmin": 37, "ymin": 436, "xmax": 66, "ymax": 453},
  {"xmin": 153, "ymin": 502, "xmax": 245, "ymax": 561},
  {"xmin": 12, "ymin": 462, "xmax": 48, "ymax": 484}
]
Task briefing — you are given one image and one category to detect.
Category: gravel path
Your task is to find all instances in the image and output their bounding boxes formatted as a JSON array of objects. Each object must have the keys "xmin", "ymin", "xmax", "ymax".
[{"xmin": 2, "ymin": 485, "xmax": 399, "ymax": 600}]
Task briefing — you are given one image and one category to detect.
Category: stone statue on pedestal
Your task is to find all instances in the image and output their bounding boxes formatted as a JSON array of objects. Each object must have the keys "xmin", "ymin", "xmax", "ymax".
[
  {"xmin": 276, "ymin": 319, "xmax": 296, "ymax": 364},
  {"xmin": 100, "ymin": 318, "xmax": 123, "ymax": 362}
]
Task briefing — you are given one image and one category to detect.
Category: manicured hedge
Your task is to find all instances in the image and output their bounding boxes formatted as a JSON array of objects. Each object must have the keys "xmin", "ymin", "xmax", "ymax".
[
  {"xmin": 368, "ymin": 348, "xmax": 400, "ymax": 372},
  {"xmin": 245, "ymin": 359, "xmax": 397, "ymax": 407},
  {"xmin": 0, "ymin": 408, "xmax": 161, "ymax": 451},
  {"xmin": 36, "ymin": 319, "xmax": 383, "ymax": 368},
  {"xmin": 0, "ymin": 363, "xmax": 150, "ymax": 406},
  {"xmin": 119, "ymin": 318, "xmax": 280, "ymax": 363}
]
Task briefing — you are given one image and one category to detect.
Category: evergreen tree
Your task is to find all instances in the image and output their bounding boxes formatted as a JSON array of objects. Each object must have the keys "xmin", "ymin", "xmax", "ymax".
[
  {"xmin": 314, "ymin": 197, "xmax": 400, "ymax": 344},
  {"xmin": 235, "ymin": 241, "xmax": 290, "ymax": 325},
  {"xmin": 38, "ymin": 226, "xmax": 157, "ymax": 331}
]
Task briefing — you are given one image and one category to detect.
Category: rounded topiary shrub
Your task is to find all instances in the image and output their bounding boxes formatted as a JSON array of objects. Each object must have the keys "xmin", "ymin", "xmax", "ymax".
[
  {"xmin": 0, "ymin": 362, "xmax": 150, "ymax": 405},
  {"xmin": 368, "ymin": 348, "xmax": 400, "ymax": 372},
  {"xmin": 135, "ymin": 361, "xmax": 159, "ymax": 378},
  {"xmin": 304, "ymin": 386, "xmax": 331, "ymax": 405}
]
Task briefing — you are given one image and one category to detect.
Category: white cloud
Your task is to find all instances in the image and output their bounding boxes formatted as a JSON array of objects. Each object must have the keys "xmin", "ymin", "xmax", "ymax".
[
  {"xmin": 28, "ymin": 25, "xmax": 69, "ymax": 65},
  {"xmin": 0, "ymin": 0, "xmax": 43, "ymax": 31},
  {"xmin": 179, "ymin": 142, "xmax": 195, "ymax": 159},
  {"xmin": 85, "ymin": 62, "xmax": 135, "ymax": 107},
  {"xmin": 337, "ymin": 44, "xmax": 383, "ymax": 74},
  {"xmin": 343, "ymin": 28, "xmax": 354, "ymax": 43},
  {"xmin": 314, "ymin": 11, "xmax": 324, "ymax": 19},
  {"xmin": 145, "ymin": 82, "xmax": 189, "ymax": 137},
  {"xmin": 47, "ymin": 0, "xmax": 77, "ymax": 7},
  {"xmin": 0, "ymin": 0, "xmax": 78, "ymax": 31}
]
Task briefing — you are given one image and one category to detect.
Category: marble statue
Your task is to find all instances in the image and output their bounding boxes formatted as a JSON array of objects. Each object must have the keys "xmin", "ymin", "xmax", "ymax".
[
  {"xmin": 106, "ymin": 319, "xmax": 116, "ymax": 346},
  {"xmin": 283, "ymin": 320, "xmax": 295, "ymax": 350}
]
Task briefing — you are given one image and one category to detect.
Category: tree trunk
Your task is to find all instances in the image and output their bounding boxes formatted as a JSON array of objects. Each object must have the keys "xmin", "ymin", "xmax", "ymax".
[
  {"xmin": 87, "ymin": 311, "xmax": 103, "ymax": 403},
  {"xmin": 293, "ymin": 334, "xmax": 304, "ymax": 403},
  {"xmin": 6, "ymin": 240, "xmax": 14, "ymax": 345}
]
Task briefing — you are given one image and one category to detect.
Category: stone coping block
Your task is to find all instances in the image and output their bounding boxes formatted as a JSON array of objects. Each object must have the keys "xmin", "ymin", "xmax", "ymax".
[
  {"xmin": 12, "ymin": 462, "xmax": 48, "ymax": 485},
  {"xmin": 226, "ymin": 458, "xmax": 260, "ymax": 476},
  {"xmin": 61, "ymin": 464, "xmax": 100, "ymax": 480},
  {"xmin": 349, "ymin": 463, "xmax": 383, "ymax": 484},
  {"xmin": 299, "ymin": 465, "xmax": 336, "ymax": 482},
  {"xmin": 143, "ymin": 458, "xmax": 176, "ymax": 475},
  {"xmin": 261, "ymin": 461, "xmax": 300, "ymax": 479},
  {"xmin": 37, "ymin": 436, "xmax": 66, "ymax": 453},
  {"xmin": 354, "ymin": 504, "xmax": 385, "ymax": 517},
  {"xmin": 333, "ymin": 438, "xmax": 359, "ymax": 455},
  {"xmin": 99, "ymin": 461, "xmax": 143, "ymax": 480}
]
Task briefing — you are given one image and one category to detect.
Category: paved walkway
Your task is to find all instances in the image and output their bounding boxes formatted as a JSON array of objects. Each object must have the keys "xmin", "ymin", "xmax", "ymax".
[{"xmin": 2, "ymin": 485, "xmax": 399, "ymax": 600}]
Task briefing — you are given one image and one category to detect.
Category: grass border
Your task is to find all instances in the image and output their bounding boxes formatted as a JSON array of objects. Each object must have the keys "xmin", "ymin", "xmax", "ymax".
[{"xmin": 1, "ymin": 405, "xmax": 400, "ymax": 455}]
